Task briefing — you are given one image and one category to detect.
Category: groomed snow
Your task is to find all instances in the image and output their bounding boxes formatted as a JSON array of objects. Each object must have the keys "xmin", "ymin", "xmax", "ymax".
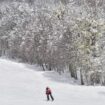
[{"xmin": 0, "ymin": 58, "xmax": 105, "ymax": 105}]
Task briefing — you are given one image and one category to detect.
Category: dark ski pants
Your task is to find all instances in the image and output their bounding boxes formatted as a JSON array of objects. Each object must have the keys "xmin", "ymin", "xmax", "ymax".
[{"xmin": 47, "ymin": 94, "xmax": 54, "ymax": 101}]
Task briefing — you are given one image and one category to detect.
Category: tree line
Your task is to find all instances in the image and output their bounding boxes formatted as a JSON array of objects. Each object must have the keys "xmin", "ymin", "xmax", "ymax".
[{"xmin": 0, "ymin": 0, "xmax": 105, "ymax": 85}]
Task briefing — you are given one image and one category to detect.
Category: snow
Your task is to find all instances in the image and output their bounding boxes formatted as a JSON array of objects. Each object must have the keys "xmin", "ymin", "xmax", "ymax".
[{"xmin": 0, "ymin": 58, "xmax": 105, "ymax": 105}]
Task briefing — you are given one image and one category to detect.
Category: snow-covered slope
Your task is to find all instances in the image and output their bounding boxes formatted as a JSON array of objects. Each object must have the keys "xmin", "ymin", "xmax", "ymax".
[{"xmin": 0, "ymin": 58, "xmax": 105, "ymax": 105}]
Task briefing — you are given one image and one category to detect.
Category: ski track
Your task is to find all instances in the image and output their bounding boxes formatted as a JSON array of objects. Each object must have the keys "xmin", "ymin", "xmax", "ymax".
[{"xmin": 0, "ymin": 59, "xmax": 105, "ymax": 105}]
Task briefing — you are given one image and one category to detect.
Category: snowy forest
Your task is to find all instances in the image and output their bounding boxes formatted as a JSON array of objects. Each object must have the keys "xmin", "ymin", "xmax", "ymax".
[{"xmin": 0, "ymin": 0, "xmax": 105, "ymax": 86}]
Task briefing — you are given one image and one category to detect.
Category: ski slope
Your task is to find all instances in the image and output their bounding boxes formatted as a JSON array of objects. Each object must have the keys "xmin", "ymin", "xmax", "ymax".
[{"xmin": 0, "ymin": 58, "xmax": 105, "ymax": 105}]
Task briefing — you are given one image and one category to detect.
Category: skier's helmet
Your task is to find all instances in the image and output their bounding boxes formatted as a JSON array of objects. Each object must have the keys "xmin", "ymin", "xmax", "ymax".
[{"xmin": 46, "ymin": 86, "xmax": 49, "ymax": 90}]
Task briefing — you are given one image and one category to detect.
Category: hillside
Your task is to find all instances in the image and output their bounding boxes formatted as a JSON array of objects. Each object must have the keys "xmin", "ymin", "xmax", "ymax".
[{"xmin": 0, "ymin": 58, "xmax": 105, "ymax": 105}]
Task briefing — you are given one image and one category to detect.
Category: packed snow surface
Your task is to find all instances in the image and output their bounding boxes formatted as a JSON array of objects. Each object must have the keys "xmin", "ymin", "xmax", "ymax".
[{"xmin": 0, "ymin": 58, "xmax": 105, "ymax": 105}]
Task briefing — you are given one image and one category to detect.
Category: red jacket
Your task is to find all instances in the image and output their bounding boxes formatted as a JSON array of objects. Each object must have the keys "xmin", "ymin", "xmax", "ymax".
[{"xmin": 46, "ymin": 88, "xmax": 52, "ymax": 95}]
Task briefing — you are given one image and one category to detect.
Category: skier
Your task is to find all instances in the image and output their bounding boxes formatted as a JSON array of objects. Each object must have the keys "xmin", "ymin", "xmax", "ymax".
[{"xmin": 46, "ymin": 87, "xmax": 54, "ymax": 101}]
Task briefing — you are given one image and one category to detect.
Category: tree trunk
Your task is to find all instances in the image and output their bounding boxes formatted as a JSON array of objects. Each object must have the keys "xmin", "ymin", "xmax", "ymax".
[{"xmin": 80, "ymin": 69, "xmax": 84, "ymax": 85}]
